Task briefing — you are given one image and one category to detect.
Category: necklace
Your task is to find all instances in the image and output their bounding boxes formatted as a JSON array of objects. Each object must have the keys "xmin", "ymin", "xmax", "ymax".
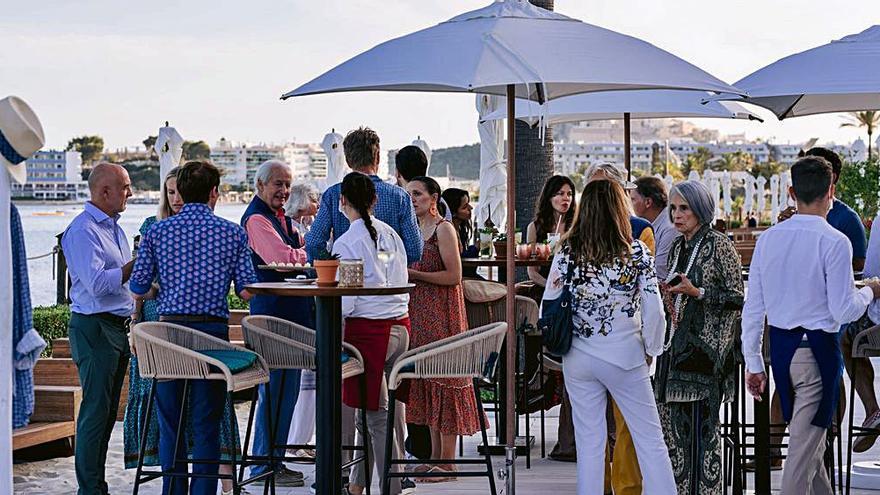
[{"xmin": 663, "ymin": 232, "xmax": 706, "ymax": 351}]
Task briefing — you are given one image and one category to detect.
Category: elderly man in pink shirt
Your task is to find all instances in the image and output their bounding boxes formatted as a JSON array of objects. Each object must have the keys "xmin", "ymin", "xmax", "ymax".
[{"xmin": 241, "ymin": 159, "xmax": 310, "ymax": 487}]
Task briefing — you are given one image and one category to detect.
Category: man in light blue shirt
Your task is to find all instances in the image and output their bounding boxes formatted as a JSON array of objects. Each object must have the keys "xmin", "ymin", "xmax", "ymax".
[{"xmin": 61, "ymin": 162, "xmax": 134, "ymax": 495}]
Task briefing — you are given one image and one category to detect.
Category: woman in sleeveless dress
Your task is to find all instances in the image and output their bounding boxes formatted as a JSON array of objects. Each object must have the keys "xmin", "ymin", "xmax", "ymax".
[{"xmin": 405, "ymin": 176, "xmax": 483, "ymax": 482}]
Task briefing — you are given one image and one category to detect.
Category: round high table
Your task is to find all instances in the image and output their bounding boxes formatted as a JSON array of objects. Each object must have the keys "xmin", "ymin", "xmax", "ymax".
[{"xmin": 244, "ymin": 282, "xmax": 415, "ymax": 495}]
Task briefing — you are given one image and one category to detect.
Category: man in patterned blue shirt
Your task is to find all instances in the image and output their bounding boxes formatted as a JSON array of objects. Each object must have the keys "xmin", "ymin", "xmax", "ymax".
[
  {"xmin": 130, "ymin": 160, "xmax": 257, "ymax": 495},
  {"xmin": 306, "ymin": 127, "xmax": 423, "ymax": 263}
]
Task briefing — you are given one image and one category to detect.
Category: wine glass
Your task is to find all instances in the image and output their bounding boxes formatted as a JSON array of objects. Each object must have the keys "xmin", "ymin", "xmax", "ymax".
[{"xmin": 377, "ymin": 233, "xmax": 397, "ymax": 287}]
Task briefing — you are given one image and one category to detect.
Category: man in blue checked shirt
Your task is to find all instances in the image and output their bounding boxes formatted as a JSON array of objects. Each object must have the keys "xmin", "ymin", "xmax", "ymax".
[
  {"xmin": 306, "ymin": 127, "xmax": 422, "ymax": 263},
  {"xmin": 130, "ymin": 160, "xmax": 257, "ymax": 495}
]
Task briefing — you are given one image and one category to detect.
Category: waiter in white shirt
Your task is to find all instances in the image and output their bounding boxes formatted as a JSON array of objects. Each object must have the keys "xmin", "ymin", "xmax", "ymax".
[{"xmin": 741, "ymin": 156, "xmax": 880, "ymax": 495}]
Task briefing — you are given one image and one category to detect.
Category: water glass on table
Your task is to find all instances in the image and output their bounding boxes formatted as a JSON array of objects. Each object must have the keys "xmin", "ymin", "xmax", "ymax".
[{"xmin": 377, "ymin": 233, "xmax": 396, "ymax": 286}]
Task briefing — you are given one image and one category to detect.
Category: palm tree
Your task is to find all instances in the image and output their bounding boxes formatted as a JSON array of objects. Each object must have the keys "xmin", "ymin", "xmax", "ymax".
[{"xmin": 841, "ymin": 111, "xmax": 880, "ymax": 161}]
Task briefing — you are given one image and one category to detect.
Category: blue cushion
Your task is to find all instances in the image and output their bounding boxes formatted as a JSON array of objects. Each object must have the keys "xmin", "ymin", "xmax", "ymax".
[{"xmin": 198, "ymin": 349, "xmax": 257, "ymax": 373}]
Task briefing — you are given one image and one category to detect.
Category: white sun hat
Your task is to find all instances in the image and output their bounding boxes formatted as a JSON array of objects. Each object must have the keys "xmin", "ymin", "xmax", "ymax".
[{"xmin": 0, "ymin": 96, "xmax": 45, "ymax": 184}]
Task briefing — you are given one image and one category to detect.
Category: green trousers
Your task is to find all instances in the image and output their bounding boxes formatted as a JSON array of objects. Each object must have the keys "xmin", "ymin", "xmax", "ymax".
[{"xmin": 68, "ymin": 312, "xmax": 131, "ymax": 495}]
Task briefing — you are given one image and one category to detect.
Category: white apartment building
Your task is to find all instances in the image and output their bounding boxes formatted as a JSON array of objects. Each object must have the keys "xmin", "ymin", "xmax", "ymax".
[
  {"xmin": 11, "ymin": 150, "xmax": 88, "ymax": 200},
  {"xmin": 211, "ymin": 139, "xmax": 327, "ymax": 188},
  {"xmin": 553, "ymin": 142, "xmax": 653, "ymax": 175}
]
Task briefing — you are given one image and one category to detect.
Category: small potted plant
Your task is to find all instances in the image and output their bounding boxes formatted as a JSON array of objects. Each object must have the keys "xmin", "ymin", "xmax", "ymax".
[{"xmin": 314, "ymin": 249, "xmax": 341, "ymax": 287}]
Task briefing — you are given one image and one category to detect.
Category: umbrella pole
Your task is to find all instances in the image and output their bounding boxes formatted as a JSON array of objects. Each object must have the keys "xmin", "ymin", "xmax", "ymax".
[
  {"xmin": 624, "ymin": 112, "xmax": 632, "ymax": 180},
  {"xmin": 505, "ymin": 84, "xmax": 517, "ymax": 495}
]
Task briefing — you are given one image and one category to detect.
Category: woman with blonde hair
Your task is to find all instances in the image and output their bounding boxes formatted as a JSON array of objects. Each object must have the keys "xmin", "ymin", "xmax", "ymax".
[{"xmin": 542, "ymin": 179, "xmax": 675, "ymax": 495}]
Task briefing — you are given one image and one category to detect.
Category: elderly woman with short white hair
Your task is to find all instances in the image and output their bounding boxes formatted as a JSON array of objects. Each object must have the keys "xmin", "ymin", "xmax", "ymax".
[
  {"xmin": 653, "ymin": 180, "xmax": 744, "ymax": 495},
  {"xmin": 285, "ymin": 183, "xmax": 320, "ymax": 237}
]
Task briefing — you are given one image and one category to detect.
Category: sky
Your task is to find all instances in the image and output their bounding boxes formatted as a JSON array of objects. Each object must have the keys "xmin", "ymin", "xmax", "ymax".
[{"xmin": 1, "ymin": 0, "xmax": 877, "ymax": 158}]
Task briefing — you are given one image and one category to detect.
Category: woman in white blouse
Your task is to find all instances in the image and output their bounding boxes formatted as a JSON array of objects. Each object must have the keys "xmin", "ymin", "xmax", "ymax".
[
  {"xmin": 332, "ymin": 172, "xmax": 410, "ymax": 495},
  {"xmin": 542, "ymin": 179, "xmax": 675, "ymax": 495}
]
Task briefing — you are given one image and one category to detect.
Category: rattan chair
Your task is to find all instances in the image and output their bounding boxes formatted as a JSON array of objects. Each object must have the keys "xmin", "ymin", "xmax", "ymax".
[
  {"xmin": 381, "ymin": 321, "xmax": 508, "ymax": 495},
  {"xmin": 239, "ymin": 315, "xmax": 370, "ymax": 492},
  {"xmin": 130, "ymin": 321, "xmax": 270, "ymax": 495}
]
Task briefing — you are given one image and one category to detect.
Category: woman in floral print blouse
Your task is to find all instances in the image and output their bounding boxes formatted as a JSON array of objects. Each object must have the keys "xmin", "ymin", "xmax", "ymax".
[
  {"xmin": 542, "ymin": 179, "xmax": 675, "ymax": 495},
  {"xmin": 654, "ymin": 180, "xmax": 744, "ymax": 495}
]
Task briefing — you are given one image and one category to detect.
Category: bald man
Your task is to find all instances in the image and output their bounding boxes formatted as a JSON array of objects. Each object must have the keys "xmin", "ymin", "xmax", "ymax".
[{"xmin": 61, "ymin": 162, "xmax": 135, "ymax": 494}]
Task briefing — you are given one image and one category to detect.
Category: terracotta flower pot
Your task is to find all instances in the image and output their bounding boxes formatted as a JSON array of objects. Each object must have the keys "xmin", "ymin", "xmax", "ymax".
[{"xmin": 314, "ymin": 259, "xmax": 340, "ymax": 287}]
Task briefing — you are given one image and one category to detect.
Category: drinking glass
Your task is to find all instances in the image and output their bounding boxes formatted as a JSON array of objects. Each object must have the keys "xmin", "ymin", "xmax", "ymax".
[{"xmin": 377, "ymin": 233, "xmax": 397, "ymax": 287}]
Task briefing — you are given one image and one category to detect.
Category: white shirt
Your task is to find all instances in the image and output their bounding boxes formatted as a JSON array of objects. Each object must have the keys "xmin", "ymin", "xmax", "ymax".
[
  {"xmin": 651, "ymin": 207, "xmax": 680, "ymax": 280},
  {"xmin": 332, "ymin": 217, "xmax": 410, "ymax": 319},
  {"xmin": 541, "ymin": 240, "xmax": 666, "ymax": 370},
  {"xmin": 864, "ymin": 212, "xmax": 880, "ymax": 323},
  {"xmin": 741, "ymin": 214, "xmax": 873, "ymax": 374}
]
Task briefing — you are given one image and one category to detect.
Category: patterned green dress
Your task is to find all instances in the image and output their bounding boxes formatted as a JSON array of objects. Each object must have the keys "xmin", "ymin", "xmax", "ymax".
[
  {"xmin": 122, "ymin": 216, "xmax": 242, "ymax": 468},
  {"xmin": 653, "ymin": 225, "xmax": 743, "ymax": 495}
]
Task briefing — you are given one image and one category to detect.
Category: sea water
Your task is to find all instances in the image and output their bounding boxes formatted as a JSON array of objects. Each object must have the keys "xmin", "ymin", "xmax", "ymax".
[{"xmin": 16, "ymin": 202, "xmax": 248, "ymax": 307}]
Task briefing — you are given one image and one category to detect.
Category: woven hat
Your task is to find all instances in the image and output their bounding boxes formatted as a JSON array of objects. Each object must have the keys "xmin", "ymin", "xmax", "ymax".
[{"xmin": 0, "ymin": 96, "xmax": 45, "ymax": 184}]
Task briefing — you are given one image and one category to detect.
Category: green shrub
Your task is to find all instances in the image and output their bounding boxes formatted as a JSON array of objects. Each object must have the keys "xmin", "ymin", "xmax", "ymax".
[{"xmin": 33, "ymin": 305, "xmax": 71, "ymax": 357}]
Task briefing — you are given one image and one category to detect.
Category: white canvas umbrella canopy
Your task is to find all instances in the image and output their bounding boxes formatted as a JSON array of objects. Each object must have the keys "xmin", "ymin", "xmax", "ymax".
[
  {"xmin": 154, "ymin": 124, "xmax": 184, "ymax": 185},
  {"xmin": 732, "ymin": 25, "xmax": 880, "ymax": 119},
  {"xmin": 481, "ymin": 89, "xmax": 761, "ymax": 124},
  {"xmin": 321, "ymin": 130, "xmax": 346, "ymax": 189},
  {"xmin": 281, "ymin": 2, "xmax": 745, "ymax": 489},
  {"xmin": 476, "ymin": 93, "xmax": 506, "ymax": 228}
]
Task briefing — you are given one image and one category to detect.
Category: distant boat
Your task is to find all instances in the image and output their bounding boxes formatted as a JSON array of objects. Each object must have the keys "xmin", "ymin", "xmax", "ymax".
[{"xmin": 33, "ymin": 211, "xmax": 65, "ymax": 217}]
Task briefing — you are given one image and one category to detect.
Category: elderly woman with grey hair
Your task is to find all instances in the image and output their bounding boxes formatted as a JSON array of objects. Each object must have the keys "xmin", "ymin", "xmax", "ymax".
[
  {"xmin": 284, "ymin": 183, "xmax": 320, "ymax": 236},
  {"xmin": 653, "ymin": 180, "xmax": 744, "ymax": 495}
]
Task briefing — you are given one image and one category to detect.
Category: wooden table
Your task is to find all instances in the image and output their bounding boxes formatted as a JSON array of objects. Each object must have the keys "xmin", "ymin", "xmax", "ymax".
[{"xmin": 244, "ymin": 282, "xmax": 415, "ymax": 495}]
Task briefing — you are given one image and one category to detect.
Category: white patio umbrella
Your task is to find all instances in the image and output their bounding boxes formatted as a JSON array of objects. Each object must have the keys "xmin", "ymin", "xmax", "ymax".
[
  {"xmin": 851, "ymin": 137, "xmax": 868, "ymax": 162},
  {"xmin": 732, "ymin": 25, "xmax": 880, "ymax": 119},
  {"xmin": 321, "ymin": 130, "xmax": 346, "ymax": 189},
  {"xmin": 411, "ymin": 136, "xmax": 433, "ymax": 167},
  {"xmin": 282, "ymin": 1, "xmax": 745, "ymax": 488},
  {"xmin": 476, "ymin": 93, "xmax": 506, "ymax": 229},
  {"xmin": 154, "ymin": 123, "xmax": 183, "ymax": 185},
  {"xmin": 480, "ymin": 89, "xmax": 761, "ymax": 175}
]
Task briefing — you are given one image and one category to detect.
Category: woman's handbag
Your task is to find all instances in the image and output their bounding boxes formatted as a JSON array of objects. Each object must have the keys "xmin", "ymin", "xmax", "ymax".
[{"xmin": 538, "ymin": 255, "xmax": 576, "ymax": 356}]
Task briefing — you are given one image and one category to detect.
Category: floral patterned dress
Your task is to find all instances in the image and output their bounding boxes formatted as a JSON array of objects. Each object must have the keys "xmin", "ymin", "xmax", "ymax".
[{"xmin": 406, "ymin": 221, "xmax": 483, "ymax": 436}]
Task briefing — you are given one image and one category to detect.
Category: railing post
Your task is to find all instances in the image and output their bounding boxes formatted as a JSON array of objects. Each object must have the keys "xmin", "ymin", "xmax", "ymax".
[{"xmin": 55, "ymin": 232, "xmax": 69, "ymax": 305}]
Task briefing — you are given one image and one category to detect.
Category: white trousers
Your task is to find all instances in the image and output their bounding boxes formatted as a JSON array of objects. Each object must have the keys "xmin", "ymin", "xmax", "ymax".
[
  {"xmin": 287, "ymin": 370, "xmax": 316, "ymax": 446},
  {"xmin": 563, "ymin": 347, "xmax": 676, "ymax": 495}
]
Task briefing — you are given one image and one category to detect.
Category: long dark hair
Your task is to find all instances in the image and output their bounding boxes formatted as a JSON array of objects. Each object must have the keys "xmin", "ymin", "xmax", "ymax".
[
  {"xmin": 410, "ymin": 176, "xmax": 445, "ymax": 217},
  {"xmin": 441, "ymin": 188, "xmax": 471, "ymax": 248},
  {"xmin": 533, "ymin": 175, "xmax": 576, "ymax": 241},
  {"xmin": 564, "ymin": 180, "xmax": 632, "ymax": 265},
  {"xmin": 341, "ymin": 172, "xmax": 378, "ymax": 246}
]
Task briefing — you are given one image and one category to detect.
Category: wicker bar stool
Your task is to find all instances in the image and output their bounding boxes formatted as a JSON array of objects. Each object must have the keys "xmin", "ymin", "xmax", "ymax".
[
  {"xmin": 381, "ymin": 321, "xmax": 508, "ymax": 495},
  {"xmin": 130, "ymin": 321, "xmax": 270, "ymax": 495},
  {"xmin": 846, "ymin": 323, "xmax": 880, "ymax": 494},
  {"xmin": 239, "ymin": 315, "xmax": 372, "ymax": 492}
]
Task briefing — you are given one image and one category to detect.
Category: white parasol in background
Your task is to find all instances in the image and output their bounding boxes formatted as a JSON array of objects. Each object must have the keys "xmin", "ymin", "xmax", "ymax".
[
  {"xmin": 476, "ymin": 93, "xmax": 506, "ymax": 228},
  {"xmin": 154, "ymin": 123, "xmax": 183, "ymax": 185},
  {"xmin": 321, "ymin": 130, "xmax": 346, "ymax": 190}
]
